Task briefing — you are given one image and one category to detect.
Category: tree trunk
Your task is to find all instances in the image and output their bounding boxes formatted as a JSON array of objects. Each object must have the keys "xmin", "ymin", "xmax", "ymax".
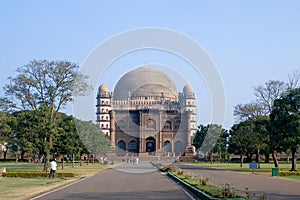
[
  {"xmin": 256, "ymin": 148, "xmax": 261, "ymax": 169},
  {"xmin": 208, "ymin": 152, "xmax": 213, "ymax": 164},
  {"xmin": 72, "ymin": 153, "xmax": 75, "ymax": 168},
  {"xmin": 290, "ymin": 148, "xmax": 297, "ymax": 171},
  {"xmin": 286, "ymin": 151, "xmax": 290, "ymax": 164},
  {"xmin": 61, "ymin": 154, "xmax": 65, "ymax": 170},
  {"xmin": 264, "ymin": 153, "xmax": 270, "ymax": 163},
  {"xmin": 43, "ymin": 151, "xmax": 50, "ymax": 172},
  {"xmin": 240, "ymin": 154, "xmax": 243, "ymax": 167},
  {"xmin": 15, "ymin": 153, "xmax": 18, "ymax": 163},
  {"xmin": 21, "ymin": 151, "xmax": 25, "ymax": 160},
  {"xmin": 227, "ymin": 152, "xmax": 230, "ymax": 165},
  {"xmin": 79, "ymin": 152, "xmax": 83, "ymax": 166},
  {"xmin": 272, "ymin": 150, "xmax": 279, "ymax": 168},
  {"xmin": 3, "ymin": 150, "xmax": 7, "ymax": 160}
]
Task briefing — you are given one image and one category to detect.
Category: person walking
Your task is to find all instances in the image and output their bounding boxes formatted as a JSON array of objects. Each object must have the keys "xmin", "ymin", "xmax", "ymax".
[
  {"xmin": 135, "ymin": 157, "xmax": 139, "ymax": 165},
  {"xmin": 49, "ymin": 158, "xmax": 57, "ymax": 179}
]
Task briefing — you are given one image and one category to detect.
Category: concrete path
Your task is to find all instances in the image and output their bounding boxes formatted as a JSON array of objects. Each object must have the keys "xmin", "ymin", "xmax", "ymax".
[
  {"xmin": 31, "ymin": 161, "xmax": 193, "ymax": 200},
  {"xmin": 175, "ymin": 164, "xmax": 300, "ymax": 200}
]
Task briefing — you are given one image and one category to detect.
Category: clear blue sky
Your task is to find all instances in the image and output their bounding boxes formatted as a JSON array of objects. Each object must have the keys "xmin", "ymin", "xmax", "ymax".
[{"xmin": 0, "ymin": 1, "xmax": 299, "ymax": 129}]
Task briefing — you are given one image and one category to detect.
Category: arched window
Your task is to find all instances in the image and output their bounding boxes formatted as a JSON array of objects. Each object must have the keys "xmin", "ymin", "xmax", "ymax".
[
  {"xmin": 146, "ymin": 118, "xmax": 156, "ymax": 130},
  {"xmin": 174, "ymin": 120, "xmax": 181, "ymax": 129},
  {"xmin": 164, "ymin": 121, "xmax": 172, "ymax": 130}
]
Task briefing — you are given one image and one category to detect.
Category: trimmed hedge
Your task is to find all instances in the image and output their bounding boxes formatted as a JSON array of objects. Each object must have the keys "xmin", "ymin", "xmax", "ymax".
[
  {"xmin": 3, "ymin": 172, "xmax": 75, "ymax": 178},
  {"xmin": 278, "ymin": 170, "xmax": 300, "ymax": 176}
]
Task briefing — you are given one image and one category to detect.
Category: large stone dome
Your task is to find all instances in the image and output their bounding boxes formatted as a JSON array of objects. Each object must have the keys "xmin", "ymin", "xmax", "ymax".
[{"xmin": 113, "ymin": 66, "xmax": 178, "ymax": 100}]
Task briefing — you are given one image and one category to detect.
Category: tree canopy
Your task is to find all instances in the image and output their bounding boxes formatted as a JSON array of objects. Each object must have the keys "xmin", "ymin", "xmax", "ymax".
[
  {"xmin": 270, "ymin": 87, "xmax": 300, "ymax": 171},
  {"xmin": 1, "ymin": 60, "xmax": 91, "ymax": 171}
]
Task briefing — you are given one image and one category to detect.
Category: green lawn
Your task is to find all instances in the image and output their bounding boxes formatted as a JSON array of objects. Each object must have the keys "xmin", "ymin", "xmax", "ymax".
[
  {"xmin": 0, "ymin": 161, "xmax": 110, "ymax": 200},
  {"xmin": 188, "ymin": 161, "xmax": 300, "ymax": 181},
  {"xmin": 281, "ymin": 175, "xmax": 300, "ymax": 181},
  {"xmin": 190, "ymin": 162, "xmax": 297, "ymax": 172}
]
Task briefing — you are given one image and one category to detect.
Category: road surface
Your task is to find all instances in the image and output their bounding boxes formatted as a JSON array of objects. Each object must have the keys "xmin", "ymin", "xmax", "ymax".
[{"xmin": 31, "ymin": 161, "xmax": 194, "ymax": 200}]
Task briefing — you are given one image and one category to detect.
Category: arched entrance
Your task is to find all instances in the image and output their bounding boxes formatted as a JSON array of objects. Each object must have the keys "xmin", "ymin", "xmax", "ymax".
[
  {"xmin": 163, "ymin": 141, "xmax": 172, "ymax": 153},
  {"xmin": 146, "ymin": 137, "xmax": 156, "ymax": 155},
  {"xmin": 174, "ymin": 140, "xmax": 183, "ymax": 156},
  {"xmin": 117, "ymin": 140, "xmax": 126, "ymax": 156},
  {"xmin": 128, "ymin": 140, "xmax": 139, "ymax": 154}
]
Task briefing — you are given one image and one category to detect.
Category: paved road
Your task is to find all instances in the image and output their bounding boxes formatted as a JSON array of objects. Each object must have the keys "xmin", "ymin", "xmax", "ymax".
[
  {"xmin": 31, "ymin": 161, "xmax": 193, "ymax": 200},
  {"xmin": 176, "ymin": 164, "xmax": 300, "ymax": 200}
]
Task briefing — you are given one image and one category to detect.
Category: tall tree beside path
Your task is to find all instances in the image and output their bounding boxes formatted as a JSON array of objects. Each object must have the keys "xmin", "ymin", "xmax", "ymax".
[
  {"xmin": 234, "ymin": 77, "xmax": 297, "ymax": 167},
  {"xmin": 228, "ymin": 121, "xmax": 256, "ymax": 167},
  {"xmin": 1, "ymin": 60, "xmax": 90, "ymax": 171},
  {"xmin": 270, "ymin": 87, "xmax": 300, "ymax": 171},
  {"xmin": 74, "ymin": 119, "xmax": 110, "ymax": 161},
  {"xmin": 193, "ymin": 124, "xmax": 228, "ymax": 162}
]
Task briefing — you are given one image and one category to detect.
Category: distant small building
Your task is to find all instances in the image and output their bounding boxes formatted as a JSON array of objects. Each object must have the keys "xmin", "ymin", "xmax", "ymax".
[{"xmin": 96, "ymin": 66, "xmax": 196, "ymax": 156}]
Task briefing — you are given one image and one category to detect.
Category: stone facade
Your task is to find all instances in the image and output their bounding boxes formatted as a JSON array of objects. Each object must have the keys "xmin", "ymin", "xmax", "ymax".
[{"xmin": 96, "ymin": 66, "xmax": 196, "ymax": 156}]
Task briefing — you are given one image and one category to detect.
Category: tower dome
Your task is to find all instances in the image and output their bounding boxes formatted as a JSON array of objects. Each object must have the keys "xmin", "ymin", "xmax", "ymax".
[
  {"xmin": 183, "ymin": 84, "xmax": 194, "ymax": 98},
  {"xmin": 183, "ymin": 84, "xmax": 193, "ymax": 94},
  {"xmin": 113, "ymin": 66, "xmax": 177, "ymax": 100},
  {"xmin": 99, "ymin": 84, "xmax": 109, "ymax": 93}
]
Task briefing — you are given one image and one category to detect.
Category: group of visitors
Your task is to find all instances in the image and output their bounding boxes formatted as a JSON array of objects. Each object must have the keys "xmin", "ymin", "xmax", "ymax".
[{"xmin": 125, "ymin": 157, "xmax": 139, "ymax": 165}]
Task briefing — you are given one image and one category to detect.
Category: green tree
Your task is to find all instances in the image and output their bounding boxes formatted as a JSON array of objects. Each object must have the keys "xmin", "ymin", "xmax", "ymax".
[
  {"xmin": 53, "ymin": 115, "xmax": 84, "ymax": 169},
  {"xmin": 252, "ymin": 117, "xmax": 270, "ymax": 168},
  {"xmin": 192, "ymin": 125, "xmax": 208, "ymax": 150},
  {"xmin": 228, "ymin": 121, "xmax": 256, "ymax": 167},
  {"xmin": 74, "ymin": 119, "xmax": 110, "ymax": 163},
  {"xmin": 9, "ymin": 108, "xmax": 54, "ymax": 163},
  {"xmin": 193, "ymin": 124, "xmax": 227, "ymax": 163},
  {"xmin": 270, "ymin": 88, "xmax": 300, "ymax": 171},
  {"xmin": 1, "ymin": 60, "xmax": 90, "ymax": 171}
]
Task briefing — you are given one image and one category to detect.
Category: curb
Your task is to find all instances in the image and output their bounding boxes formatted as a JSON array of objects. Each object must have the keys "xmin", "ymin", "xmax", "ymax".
[
  {"xmin": 166, "ymin": 172, "xmax": 218, "ymax": 200},
  {"xmin": 166, "ymin": 172, "xmax": 246, "ymax": 200}
]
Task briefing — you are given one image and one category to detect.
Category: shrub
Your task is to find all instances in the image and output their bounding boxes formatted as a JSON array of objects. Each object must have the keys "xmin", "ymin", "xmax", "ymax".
[
  {"xmin": 219, "ymin": 183, "xmax": 238, "ymax": 198},
  {"xmin": 184, "ymin": 171, "xmax": 194, "ymax": 179},
  {"xmin": 199, "ymin": 177, "xmax": 209, "ymax": 185},
  {"xmin": 278, "ymin": 170, "xmax": 300, "ymax": 176},
  {"xmin": 3, "ymin": 172, "xmax": 75, "ymax": 178},
  {"xmin": 177, "ymin": 169, "xmax": 184, "ymax": 176}
]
